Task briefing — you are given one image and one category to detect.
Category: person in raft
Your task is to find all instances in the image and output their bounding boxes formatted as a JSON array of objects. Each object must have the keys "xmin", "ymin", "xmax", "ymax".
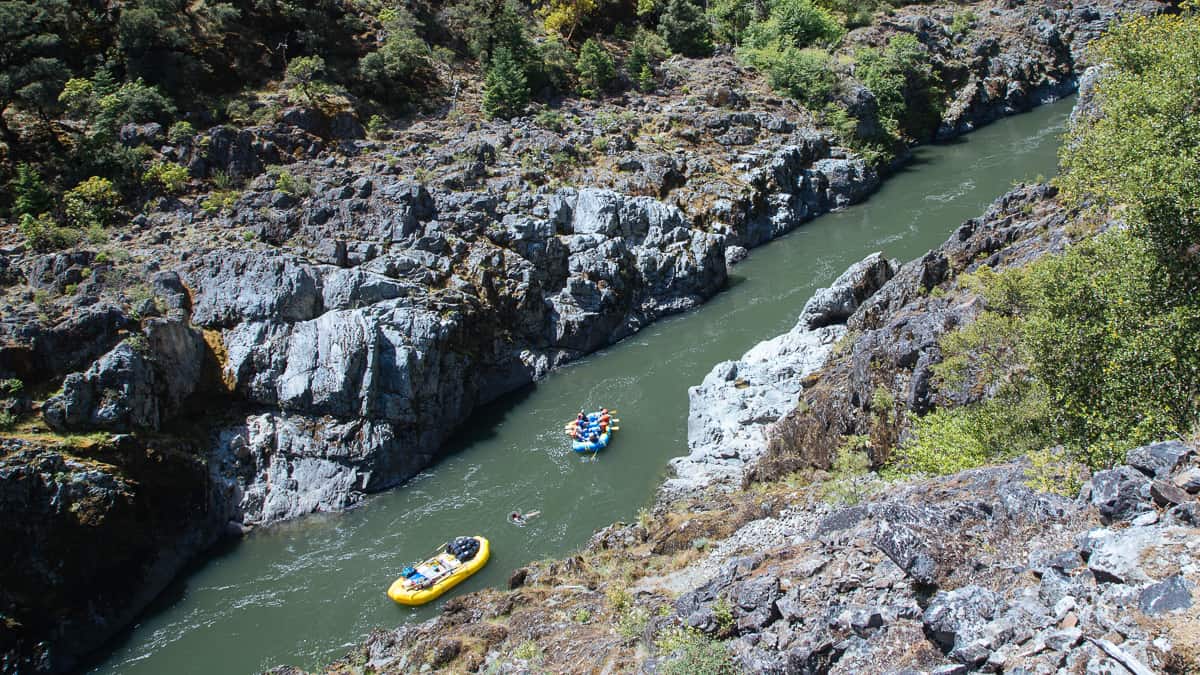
[{"xmin": 598, "ymin": 408, "xmax": 611, "ymax": 431}]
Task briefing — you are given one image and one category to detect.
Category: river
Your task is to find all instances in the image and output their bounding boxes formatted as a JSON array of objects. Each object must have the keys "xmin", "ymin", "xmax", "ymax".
[{"xmin": 88, "ymin": 96, "xmax": 1075, "ymax": 674}]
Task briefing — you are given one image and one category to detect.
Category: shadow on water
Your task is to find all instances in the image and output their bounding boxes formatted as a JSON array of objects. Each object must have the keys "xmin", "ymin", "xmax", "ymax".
[{"xmin": 438, "ymin": 383, "xmax": 538, "ymax": 457}]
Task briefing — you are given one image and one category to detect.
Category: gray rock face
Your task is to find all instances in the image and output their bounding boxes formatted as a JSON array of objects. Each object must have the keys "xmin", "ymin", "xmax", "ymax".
[
  {"xmin": 1090, "ymin": 466, "xmax": 1152, "ymax": 522},
  {"xmin": 665, "ymin": 252, "xmax": 894, "ymax": 498},
  {"xmin": 1126, "ymin": 440, "xmax": 1191, "ymax": 479},
  {"xmin": 923, "ymin": 586, "xmax": 1001, "ymax": 662},
  {"xmin": 42, "ymin": 318, "xmax": 204, "ymax": 433},
  {"xmin": 1138, "ymin": 576, "xmax": 1193, "ymax": 615}
]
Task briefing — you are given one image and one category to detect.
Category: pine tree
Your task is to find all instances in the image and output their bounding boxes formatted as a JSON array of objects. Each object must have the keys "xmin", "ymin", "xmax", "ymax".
[
  {"xmin": 658, "ymin": 0, "xmax": 712, "ymax": 57},
  {"xmin": 482, "ymin": 46, "xmax": 530, "ymax": 118},
  {"xmin": 575, "ymin": 39, "xmax": 614, "ymax": 99}
]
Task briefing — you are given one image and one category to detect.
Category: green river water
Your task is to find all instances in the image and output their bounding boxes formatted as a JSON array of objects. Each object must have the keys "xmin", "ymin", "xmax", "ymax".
[{"xmin": 89, "ymin": 97, "xmax": 1074, "ymax": 674}]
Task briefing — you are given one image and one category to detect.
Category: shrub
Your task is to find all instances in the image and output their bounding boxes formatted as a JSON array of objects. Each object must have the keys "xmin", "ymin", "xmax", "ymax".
[
  {"xmin": 1057, "ymin": 8, "xmax": 1200, "ymax": 291},
  {"xmin": 0, "ymin": 379, "xmax": 23, "ymax": 396},
  {"xmin": 950, "ymin": 10, "xmax": 977, "ymax": 36},
  {"xmin": 64, "ymin": 176, "xmax": 120, "ymax": 229},
  {"xmin": 143, "ymin": 161, "xmax": 190, "ymax": 194},
  {"xmin": 284, "ymin": 56, "xmax": 331, "ymax": 105},
  {"xmin": 759, "ymin": 47, "xmax": 835, "ymax": 109},
  {"xmin": 20, "ymin": 213, "xmax": 79, "ymax": 252},
  {"xmin": 0, "ymin": 410, "xmax": 16, "ymax": 431},
  {"xmin": 166, "ymin": 120, "xmax": 196, "ymax": 144},
  {"xmin": 482, "ymin": 46, "xmax": 530, "ymax": 118},
  {"xmin": 708, "ymin": 0, "xmax": 754, "ymax": 45},
  {"xmin": 654, "ymin": 626, "xmax": 737, "ymax": 675},
  {"xmin": 744, "ymin": 0, "xmax": 843, "ymax": 52},
  {"xmin": 358, "ymin": 6, "xmax": 431, "ymax": 103},
  {"xmin": 539, "ymin": 0, "xmax": 599, "ymax": 39},
  {"xmin": 627, "ymin": 27, "xmax": 670, "ymax": 91},
  {"xmin": 366, "ymin": 114, "xmax": 387, "ymax": 138},
  {"xmin": 855, "ymin": 34, "xmax": 942, "ymax": 140},
  {"xmin": 821, "ymin": 434, "xmax": 875, "ymax": 504},
  {"xmin": 576, "ymin": 39, "xmax": 615, "ymax": 98},
  {"xmin": 658, "ymin": 0, "xmax": 713, "ymax": 57}
]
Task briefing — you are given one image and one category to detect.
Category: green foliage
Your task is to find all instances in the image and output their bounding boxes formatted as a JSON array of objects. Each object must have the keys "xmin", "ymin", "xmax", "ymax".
[
  {"xmin": 1024, "ymin": 447, "xmax": 1086, "ymax": 497},
  {"xmin": 855, "ymin": 34, "xmax": 942, "ymax": 140},
  {"xmin": 575, "ymin": 39, "xmax": 615, "ymax": 98},
  {"xmin": 627, "ymin": 27, "xmax": 669, "ymax": 92},
  {"xmin": 482, "ymin": 46, "xmax": 530, "ymax": 119},
  {"xmin": 0, "ymin": 410, "xmax": 15, "ymax": 431},
  {"xmin": 950, "ymin": 10, "xmax": 978, "ymax": 37},
  {"xmin": 513, "ymin": 640, "xmax": 541, "ymax": 661},
  {"xmin": 1057, "ymin": 8, "xmax": 1200, "ymax": 291},
  {"xmin": 11, "ymin": 164, "xmax": 51, "ymax": 219},
  {"xmin": 358, "ymin": 6, "xmax": 431, "ymax": 104},
  {"xmin": 166, "ymin": 120, "xmax": 195, "ymax": 144},
  {"xmin": 284, "ymin": 56, "xmax": 331, "ymax": 106},
  {"xmin": 572, "ymin": 607, "xmax": 592, "ymax": 623},
  {"xmin": 0, "ymin": 0, "xmax": 73, "ymax": 129},
  {"xmin": 654, "ymin": 626, "xmax": 737, "ymax": 675},
  {"xmin": 64, "ymin": 176, "xmax": 120, "ymax": 230},
  {"xmin": 201, "ymin": 189, "xmax": 239, "ymax": 215},
  {"xmin": 538, "ymin": 0, "xmax": 598, "ymax": 39},
  {"xmin": 19, "ymin": 213, "xmax": 79, "ymax": 252},
  {"xmin": 708, "ymin": 0, "xmax": 754, "ymax": 46},
  {"xmin": 1021, "ymin": 231, "xmax": 1200, "ymax": 467},
  {"xmin": 366, "ymin": 114, "xmax": 387, "ymax": 139},
  {"xmin": 744, "ymin": 0, "xmax": 844, "ymax": 52},
  {"xmin": 268, "ymin": 167, "xmax": 309, "ymax": 196},
  {"xmin": 658, "ymin": 0, "xmax": 713, "ymax": 57},
  {"xmin": 821, "ymin": 434, "xmax": 875, "ymax": 504},
  {"xmin": 752, "ymin": 47, "xmax": 835, "ymax": 109},
  {"xmin": 142, "ymin": 161, "xmax": 189, "ymax": 194},
  {"xmin": 0, "ymin": 379, "xmax": 23, "ymax": 396},
  {"xmin": 616, "ymin": 604, "xmax": 649, "ymax": 639}
]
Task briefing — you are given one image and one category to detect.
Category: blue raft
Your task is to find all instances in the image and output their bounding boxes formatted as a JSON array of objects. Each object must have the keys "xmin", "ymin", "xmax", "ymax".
[
  {"xmin": 566, "ymin": 411, "xmax": 616, "ymax": 453},
  {"xmin": 572, "ymin": 429, "xmax": 611, "ymax": 453}
]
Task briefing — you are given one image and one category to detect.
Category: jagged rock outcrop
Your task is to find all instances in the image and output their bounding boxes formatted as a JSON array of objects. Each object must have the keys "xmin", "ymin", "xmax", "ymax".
[
  {"xmin": 665, "ymin": 253, "xmax": 895, "ymax": 499},
  {"xmin": 42, "ymin": 317, "xmax": 204, "ymax": 433}
]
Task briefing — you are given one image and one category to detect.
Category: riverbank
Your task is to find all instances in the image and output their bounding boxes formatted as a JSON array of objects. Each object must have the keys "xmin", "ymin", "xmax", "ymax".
[{"xmin": 0, "ymin": 0, "xmax": 1169, "ymax": 671}]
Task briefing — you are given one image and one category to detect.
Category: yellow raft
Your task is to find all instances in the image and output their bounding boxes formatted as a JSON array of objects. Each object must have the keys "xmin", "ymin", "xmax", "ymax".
[{"xmin": 387, "ymin": 536, "xmax": 490, "ymax": 606}]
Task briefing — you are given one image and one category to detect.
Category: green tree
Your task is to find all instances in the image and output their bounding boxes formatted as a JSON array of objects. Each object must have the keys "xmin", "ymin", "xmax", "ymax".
[
  {"xmin": 744, "ymin": 0, "xmax": 843, "ymax": 52},
  {"xmin": 285, "ymin": 56, "xmax": 331, "ymax": 106},
  {"xmin": 64, "ymin": 176, "xmax": 120, "ymax": 230},
  {"xmin": 10, "ymin": 164, "xmax": 51, "ymax": 219},
  {"xmin": 538, "ymin": 0, "xmax": 598, "ymax": 39},
  {"xmin": 359, "ymin": 6, "xmax": 432, "ymax": 104},
  {"xmin": 855, "ymin": 34, "xmax": 941, "ymax": 140},
  {"xmin": 575, "ymin": 39, "xmax": 615, "ymax": 98},
  {"xmin": 658, "ymin": 0, "xmax": 712, "ymax": 57},
  {"xmin": 482, "ymin": 46, "xmax": 530, "ymax": 118},
  {"xmin": 708, "ymin": 0, "xmax": 754, "ymax": 45},
  {"xmin": 760, "ymin": 47, "xmax": 835, "ymax": 109},
  {"xmin": 1057, "ymin": 7, "xmax": 1200, "ymax": 291},
  {"xmin": 0, "ymin": 0, "xmax": 73, "ymax": 144}
]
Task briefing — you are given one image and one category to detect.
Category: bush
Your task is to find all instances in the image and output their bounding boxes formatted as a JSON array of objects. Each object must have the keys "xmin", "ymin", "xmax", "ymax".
[
  {"xmin": 744, "ymin": 0, "xmax": 844, "ymax": 52},
  {"xmin": 950, "ymin": 10, "xmax": 977, "ymax": 36},
  {"xmin": 285, "ymin": 56, "xmax": 332, "ymax": 105},
  {"xmin": 821, "ymin": 434, "xmax": 875, "ymax": 504},
  {"xmin": 576, "ymin": 39, "xmax": 615, "ymax": 98},
  {"xmin": 708, "ymin": 0, "xmax": 754, "ymax": 45},
  {"xmin": 759, "ymin": 47, "xmax": 836, "ymax": 109},
  {"xmin": 658, "ymin": 0, "xmax": 713, "ymax": 57},
  {"xmin": 855, "ymin": 34, "xmax": 942, "ymax": 140},
  {"xmin": 166, "ymin": 120, "xmax": 196, "ymax": 144},
  {"xmin": 0, "ymin": 379, "xmax": 23, "ymax": 396},
  {"xmin": 358, "ymin": 6, "xmax": 431, "ymax": 103},
  {"xmin": 19, "ymin": 213, "xmax": 80, "ymax": 252},
  {"xmin": 627, "ymin": 27, "xmax": 670, "ymax": 92},
  {"xmin": 482, "ymin": 46, "xmax": 530, "ymax": 118},
  {"xmin": 143, "ymin": 161, "xmax": 190, "ymax": 194},
  {"xmin": 1057, "ymin": 8, "xmax": 1200, "ymax": 290},
  {"xmin": 64, "ymin": 176, "xmax": 120, "ymax": 230},
  {"xmin": 654, "ymin": 626, "xmax": 737, "ymax": 675},
  {"xmin": 539, "ymin": 0, "xmax": 599, "ymax": 39}
]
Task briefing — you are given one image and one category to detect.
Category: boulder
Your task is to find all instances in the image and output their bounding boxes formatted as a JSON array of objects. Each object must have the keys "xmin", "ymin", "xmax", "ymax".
[
  {"xmin": 799, "ymin": 252, "xmax": 896, "ymax": 329},
  {"xmin": 1126, "ymin": 441, "xmax": 1191, "ymax": 479},
  {"xmin": 1138, "ymin": 576, "xmax": 1193, "ymax": 616},
  {"xmin": 923, "ymin": 586, "xmax": 1001, "ymax": 663},
  {"xmin": 1090, "ymin": 466, "xmax": 1151, "ymax": 522}
]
